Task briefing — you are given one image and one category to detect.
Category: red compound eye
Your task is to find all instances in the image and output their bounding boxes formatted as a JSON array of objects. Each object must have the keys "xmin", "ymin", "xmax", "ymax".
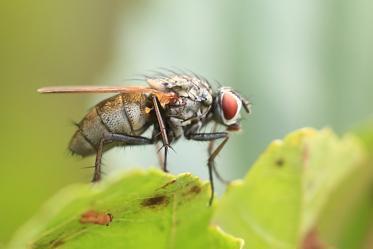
[{"xmin": 222, "ymin": 92, "xmax": 238, "ymax": 120}]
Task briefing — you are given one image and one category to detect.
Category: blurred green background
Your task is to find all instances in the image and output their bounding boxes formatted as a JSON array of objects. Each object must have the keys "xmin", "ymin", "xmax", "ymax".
[{"xmin": 1, "ymin": 0, "xmax": 372, "ymax": 245}]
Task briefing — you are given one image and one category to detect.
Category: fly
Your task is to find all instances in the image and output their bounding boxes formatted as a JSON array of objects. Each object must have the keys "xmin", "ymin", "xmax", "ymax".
[{"xmin": 38, "ymin": 72, "xmax": 252, "ymax": 205}]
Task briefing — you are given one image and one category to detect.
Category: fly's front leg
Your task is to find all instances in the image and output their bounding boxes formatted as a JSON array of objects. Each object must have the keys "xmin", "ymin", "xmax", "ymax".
[
  {"xmin": 186, "ymin": 132, "xmax": 229, "ymax": 205},
  {"xmin": 152, "ymin": 96, "xmax": 170, "ymax": 172},
  {"xmin": 92, "ymin": 133, "xmax": 153, "ymax": 182},
  {"xmin": 207, "ymin": 123, "xmax": 231, "ymax": 184},
  {"xmin": 207, "ymin": 136, "xmax": 229, "ymax": 205},
  {"xmin": 208, "ymin": 141, "xmax": 231, "ymax": 185}
]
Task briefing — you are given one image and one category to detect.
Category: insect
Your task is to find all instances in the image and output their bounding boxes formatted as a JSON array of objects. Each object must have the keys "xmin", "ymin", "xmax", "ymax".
[
  {"xmin": 79, "ymin": 210, "xmax": 113, "ymax": 226},
  {"xmin": 38, "ymin": 72, "xmax": 251, "ymax": 205}
]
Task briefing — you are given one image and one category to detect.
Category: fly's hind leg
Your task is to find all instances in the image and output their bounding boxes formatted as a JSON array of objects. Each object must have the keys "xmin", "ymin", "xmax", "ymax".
[{"xmin": 92, "ymin": 133, "xmax": 153, "ymax": 182}]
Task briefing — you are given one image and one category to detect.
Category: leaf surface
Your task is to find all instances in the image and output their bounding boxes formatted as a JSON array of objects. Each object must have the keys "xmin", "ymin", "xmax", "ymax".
[
  {"xmin": 8, "ymin": 169, "xmax": 243, "ymax": 249},
  {"xmin": 213, "ymin": 128, "xmax": 366, "ymax": 249}
]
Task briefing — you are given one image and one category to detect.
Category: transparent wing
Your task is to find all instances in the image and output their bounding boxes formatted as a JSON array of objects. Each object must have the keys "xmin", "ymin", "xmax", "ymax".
[
  {"xmin": 37, "ymin": 85, "xmax": 155, "ymax": 94},
  {"xmin": 37, "ymin": 85, "xmax": 178, "ymax": 106}
]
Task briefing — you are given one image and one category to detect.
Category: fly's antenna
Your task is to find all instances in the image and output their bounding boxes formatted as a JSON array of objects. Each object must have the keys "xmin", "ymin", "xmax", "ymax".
[{"xmin": 240, "ymin": 94, "xmax": 252, "ymax": 114}]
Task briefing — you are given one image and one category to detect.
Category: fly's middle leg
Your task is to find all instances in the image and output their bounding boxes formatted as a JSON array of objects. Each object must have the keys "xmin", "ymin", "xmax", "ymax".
[{"xmin": 92, "ymin": 133, "xmax": 153, "ymax": 182}]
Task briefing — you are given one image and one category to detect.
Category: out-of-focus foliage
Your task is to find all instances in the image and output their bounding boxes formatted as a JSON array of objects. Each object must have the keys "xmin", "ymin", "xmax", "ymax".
[
  {"xmin": 316, "ymin": 123, "xmax": 373, "ymax": 249},
  {"xmin": 1, "ymin": 0, "xmax": 373, "ymax": 244},
  {"xmin": 213, "ymin": 128, "xmax": 368, "ymax": 248},
  {"xmin": 8, "ymin": 170, "xmax": 243, "ymax": 249},
  {"xmin": 0, "ymin": 1, "xmax": 121, "ymax": 242}
]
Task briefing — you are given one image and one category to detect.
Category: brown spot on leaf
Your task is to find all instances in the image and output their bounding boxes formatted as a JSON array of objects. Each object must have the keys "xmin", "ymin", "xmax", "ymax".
[
  {"xmin": 141, "ymin": 195, "xmax": 169, "ymax": 208},
  {"xmin": 302, "ymin": 228, "xmax": 325, "ymax": 249},
  {"xmin": 182, "ymin": 185, "xmax": 202, "ymax": 197},
  {"xmin": 190, "ymin": 185, "xmax": 201, "ymax": 194},
  {"xmin": 275, "ymin": 158, "xmax": 285, "ymax": 167}
]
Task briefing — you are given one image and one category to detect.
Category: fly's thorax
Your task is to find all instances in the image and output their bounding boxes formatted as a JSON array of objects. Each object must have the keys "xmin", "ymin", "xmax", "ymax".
[
  {"xmin": 147, "ymin": 74, "xmax": 213, "ymax": 103},
  {"xmin": 148, "ymin": 73, "xmax": 213, "ymax": 128},
  {"xmin": 168, "ymin": 96, "xmax": 211, "ymax": 123}
]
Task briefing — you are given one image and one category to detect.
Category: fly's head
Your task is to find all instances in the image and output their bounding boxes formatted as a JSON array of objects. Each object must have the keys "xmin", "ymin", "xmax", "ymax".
[{"xmin": 213, "ymin": 87, "xmax": 251, "ymax": 131}]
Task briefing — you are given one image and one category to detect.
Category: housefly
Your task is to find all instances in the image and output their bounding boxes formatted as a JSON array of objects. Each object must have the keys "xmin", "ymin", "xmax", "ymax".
[{"xmin": 38, "ymin": 72, "xmax": 252, "ymax": 205}]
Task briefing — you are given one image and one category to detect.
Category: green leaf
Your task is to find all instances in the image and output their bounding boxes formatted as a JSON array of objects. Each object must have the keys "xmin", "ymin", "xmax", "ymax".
[
  {"xmin": 316, "ymin": 121, "xmax": 373, "ymax": 249},
  {"xmin": 354, "ymin": 120, "xmax": 373, "ymax": 155},
  {"xmin": 317, "ymin": 156, "xmax": 373, "ymax": 249},
  {"xmin": 213, "ymin": 128, "xmax": 367, "ymax": 249},
  {"xmin": 8, "ymin": 169, "xmax": 243, "ymax": 249}
]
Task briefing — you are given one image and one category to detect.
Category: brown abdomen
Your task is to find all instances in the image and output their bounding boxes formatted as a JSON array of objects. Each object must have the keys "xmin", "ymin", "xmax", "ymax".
[{"xmin": 69, "ymin": 93, "xmax": 151, "ymax": 156}]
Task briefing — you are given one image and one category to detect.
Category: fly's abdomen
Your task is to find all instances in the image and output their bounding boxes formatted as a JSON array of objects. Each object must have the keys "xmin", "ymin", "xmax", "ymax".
[{"xmin": 69, "ymin": 93, "xmax": 151, "ymax": 156}]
